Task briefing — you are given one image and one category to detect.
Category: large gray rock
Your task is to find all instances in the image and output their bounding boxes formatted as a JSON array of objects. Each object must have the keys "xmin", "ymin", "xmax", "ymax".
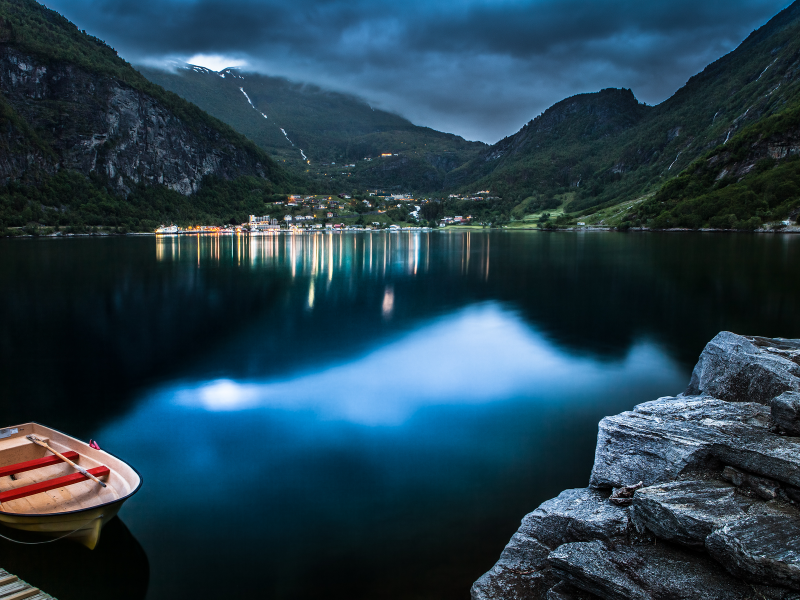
[
  {"xmin": 548, "ymin": 540, "xmax": 798, "ymax": 600},
  {"xmin": 471, "ymin": 489, "xmax": 628, "ymax": 600},
  {"xmin": 589, "ymin": 396, "xmax": 800, "ymax": 489},
  {"xmin": 706, "ymin": 514, "xmax": 800, "ymax": 591},
  {"xmin": 686, "ymin": 332, "xmax": 800, "ymax": 404},
  {"xmin": 773, "ymin": 391, "xmax": 800, "ymax": 436},
  {"xmin": 630, "ymin": 480, "xmax": 747, "ymax": 546}
]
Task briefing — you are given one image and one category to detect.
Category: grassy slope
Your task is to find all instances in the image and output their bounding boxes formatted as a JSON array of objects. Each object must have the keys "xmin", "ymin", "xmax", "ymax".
[{"xmin": 139, "ymin": 65, "xmax": 486, "ymax": 192}]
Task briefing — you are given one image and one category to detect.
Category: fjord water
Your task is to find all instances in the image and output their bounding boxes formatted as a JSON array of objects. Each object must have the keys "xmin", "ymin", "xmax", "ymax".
[{"xmin": 1, "ymin": 231, "xmax": 799, "ymax": 600}]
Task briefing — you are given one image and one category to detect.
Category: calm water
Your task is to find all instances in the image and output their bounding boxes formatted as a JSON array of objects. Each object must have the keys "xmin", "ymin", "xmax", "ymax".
[{"xmin": 1, "ymin": 231, "xmax": 799, "ymax": 599}]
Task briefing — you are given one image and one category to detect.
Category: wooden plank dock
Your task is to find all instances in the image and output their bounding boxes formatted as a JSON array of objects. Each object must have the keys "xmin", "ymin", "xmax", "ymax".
[{"xmin": 0, "ymin": 569, "xmax": 56, "ymax": 600}]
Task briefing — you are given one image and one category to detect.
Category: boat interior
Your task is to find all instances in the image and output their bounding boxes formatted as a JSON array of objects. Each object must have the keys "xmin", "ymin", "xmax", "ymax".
[{"xmin": 0, "ymin": 423, "xmax": 140, "ymax": 515}]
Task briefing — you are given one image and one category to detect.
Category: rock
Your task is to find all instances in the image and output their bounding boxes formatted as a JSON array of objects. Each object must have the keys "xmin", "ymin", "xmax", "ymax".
[
  {"xmin": 787, "ymin": 486, "xmax": 800, "ymax": 504},
  {"xmin": 609, "ymin": 481, "xmax": 642, "ymax": 506},
  {"xmin": 546, "ymin": 580, "xmax": 600, "ymax": 600},
  {"xmin": 471, "ymin": 560, "xmax": 553, "ymax": 600},
  {"xmin": 706, "ymin": 514, "xmax": 800, "ymax": 591},
  {"xmin": 722, "ymin": 465, "xmax": 781, "ymax": 500},
  {"xmin": 471, "ymin": 530, "xmax": 556, "ymax": 600},
  {"xmin": 516, "ymin": 489, "xmax": 630, "ymax": 549},
  {"xmin": 548, "ymin": 540, "xmax": 797, "ymax": 600},
  {"xmin": 685, "ymin": 332, "xmax": 800, "ymax": 405},
  {"xmin": 773, "ymin": 391, "xmax": 800, "ymax": 436},
  {"xmin": 630, "ymin": 480, "xmax": 746, "ymax": 546},
  {"xmin": 471, "ymin": 489, "xmax": 628, "ymax": 600},
  {"xmin": 589, "ymin": 396, "xmax": 800, "ymax": 489}
]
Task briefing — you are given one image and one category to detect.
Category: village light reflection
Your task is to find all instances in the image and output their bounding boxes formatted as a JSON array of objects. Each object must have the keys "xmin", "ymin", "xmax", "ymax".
[
  {"xmin": 153, "ymin": 230, "xmax": 501, "ymax": 287},
  {"xmin": 382, "ymin": 286, "xmax": 394, "ymax": 319}
]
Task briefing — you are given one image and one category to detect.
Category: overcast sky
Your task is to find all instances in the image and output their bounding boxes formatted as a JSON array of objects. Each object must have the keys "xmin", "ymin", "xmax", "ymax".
[{"xmin": 42, "ymin": 0, "xmax": 791, "ymax": 143}]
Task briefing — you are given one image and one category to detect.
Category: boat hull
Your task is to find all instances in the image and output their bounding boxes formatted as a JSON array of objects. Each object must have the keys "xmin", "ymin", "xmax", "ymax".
[{"xmin": 0, "ymin": 501, "xmax": 123, "ymax": 549}]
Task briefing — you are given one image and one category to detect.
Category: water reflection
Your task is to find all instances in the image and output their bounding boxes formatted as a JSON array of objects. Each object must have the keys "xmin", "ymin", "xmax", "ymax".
[
  {"xmin": 153, "ymin": 230, "xmax": 492, "ymax": 281},
  {"xmin": 169, "ymin": 303, "xmax": 679, "ymax": 425}
]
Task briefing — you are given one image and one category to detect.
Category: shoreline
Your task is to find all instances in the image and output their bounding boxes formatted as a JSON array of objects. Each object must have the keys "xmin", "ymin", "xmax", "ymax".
[{"xmin": 3, "ymin": 225, "xmax": 800, "ymax": 239}]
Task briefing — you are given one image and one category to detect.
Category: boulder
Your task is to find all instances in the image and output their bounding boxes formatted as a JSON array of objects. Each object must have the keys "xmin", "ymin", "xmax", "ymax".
[
  {"xmin": 685, "ymin": 332, "xmax": 800, "ymax": 404},
  {"xmin": 548, "ymin": 540, "xmax": 797, "ymax": 600},
  {"xmin": 773, "ymin": 391, "xmax": 800, "ymax": 436},
  {"xmin": 630, "ymin": 480, "xmax": 747, "ymax": 546},
  {"xmin": 471, "ymin": 489, "xmax": 628, "ymax": 600},
  {"xmin": 589, "ymin": 396, "xmax": 800, "ymax": 489},
  {"xmin": 706, "ymin": 514, "xmax": 800, "ymax": 591}
]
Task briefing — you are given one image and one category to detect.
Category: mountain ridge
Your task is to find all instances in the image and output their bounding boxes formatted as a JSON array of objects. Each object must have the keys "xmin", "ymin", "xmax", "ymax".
[
  {"xmin": 451, "ymin": 0, "xmax": 800, "ymax": 219},
  {"xmin": 138, "ymin": 63, "xmax": 487, "ymax": 193}
]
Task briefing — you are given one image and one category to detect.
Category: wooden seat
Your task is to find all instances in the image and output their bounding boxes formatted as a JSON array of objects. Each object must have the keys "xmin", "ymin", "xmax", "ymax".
[
  {"xmin": 0, "ymin": 466, "xmax": 110, "ymax": 503},
  {"xmin": 0, "ymin": 451, "xmax": 80, "ymax": 479}
]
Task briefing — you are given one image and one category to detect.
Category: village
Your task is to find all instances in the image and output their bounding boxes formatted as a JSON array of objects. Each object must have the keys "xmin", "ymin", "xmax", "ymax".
[{"xmin": 155, "ymin": 192, "xmax": 483, "ymax": 234}]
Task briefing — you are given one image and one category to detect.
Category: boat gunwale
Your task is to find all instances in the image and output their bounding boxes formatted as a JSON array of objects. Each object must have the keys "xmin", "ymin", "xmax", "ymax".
[{"xmin": 0, "ymin": 422, "xmax": 143, "ymax": 519}]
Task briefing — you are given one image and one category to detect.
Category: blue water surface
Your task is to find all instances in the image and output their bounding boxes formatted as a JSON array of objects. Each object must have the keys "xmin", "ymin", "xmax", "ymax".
[{"xmin": 2, "ymin": 230, "xmax": 799, "ymax": 599}]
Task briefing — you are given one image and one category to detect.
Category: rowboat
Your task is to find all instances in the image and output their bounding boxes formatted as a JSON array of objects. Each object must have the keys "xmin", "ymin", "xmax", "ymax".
[{"xmin": 0, "ymin": 423, "xmax": 141, "ymax": 549}]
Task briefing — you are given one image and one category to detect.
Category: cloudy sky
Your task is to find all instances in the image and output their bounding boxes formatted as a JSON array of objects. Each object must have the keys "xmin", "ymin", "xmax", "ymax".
[{"xmin": 42, "ymin": 0, "xmax": 791, "ymax": 142}]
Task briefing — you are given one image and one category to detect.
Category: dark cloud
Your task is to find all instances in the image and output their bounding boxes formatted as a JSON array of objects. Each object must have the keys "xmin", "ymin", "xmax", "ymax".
[{"xmin": 42, "ymin": 0, "xmax": 792, "ymax": 142}]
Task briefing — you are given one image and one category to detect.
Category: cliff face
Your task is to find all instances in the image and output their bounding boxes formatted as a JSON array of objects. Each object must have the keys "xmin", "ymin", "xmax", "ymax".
[
  {"xmin": 474, "ymin": 331, "xmax": 800, "ymax": 600},
  {"xmin": 0, "ymin": 46, "xmax": 273, "ymax": 195}
]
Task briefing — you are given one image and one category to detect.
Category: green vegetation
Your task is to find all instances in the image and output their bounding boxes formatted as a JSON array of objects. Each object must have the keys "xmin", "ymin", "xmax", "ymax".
[
  {"xmin": 637, "ymin": 154, "xmax": 800, "ymax": 230},
  {"xmin": 0, "ymin": 170, "xmax": 288, "ymax": 234}
]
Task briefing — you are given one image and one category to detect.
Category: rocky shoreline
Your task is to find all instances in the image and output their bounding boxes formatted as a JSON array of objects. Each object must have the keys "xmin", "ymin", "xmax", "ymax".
[{"xmin": 473, "ymin": 332, "xmax": 800, "ymax": 600}]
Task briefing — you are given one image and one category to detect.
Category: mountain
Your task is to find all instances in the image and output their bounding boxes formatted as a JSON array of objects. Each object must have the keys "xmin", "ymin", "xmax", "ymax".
[
  {"xmin": 0, "ymin": 0, "xmax": 299, "ymax": 233},
  {"xmin": 138, "ymin": 64, "xmax": 486, "ymax": 193},
  {"xmin": 452, "ymin": 1, "xmax": 800, "ymax": 222}
]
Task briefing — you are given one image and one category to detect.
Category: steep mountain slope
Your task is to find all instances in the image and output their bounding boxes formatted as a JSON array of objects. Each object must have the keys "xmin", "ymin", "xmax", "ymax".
[
  {"xmin": 446, "ymin": 88, "xmax": 651, "ymax": 210},
  {"xmin": 0, "ymin": 0, "xmax": 299, "ymax": 232},
  {"xmin": 454, "ymin": 1, "xmax": 800, "ymax": 213},
  {"xmin": 139, "ymin": 64, "xmax": 486, "ymax": 192},
  {"xmin": 634, "ymin": 96, "xmax": 800, "ymax": 229}
]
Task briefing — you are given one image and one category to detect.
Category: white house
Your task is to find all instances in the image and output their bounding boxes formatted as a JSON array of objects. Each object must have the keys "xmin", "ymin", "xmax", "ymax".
[{"xmin": 249, "ymin": 215, "xmax": 279, "ymax": 231}]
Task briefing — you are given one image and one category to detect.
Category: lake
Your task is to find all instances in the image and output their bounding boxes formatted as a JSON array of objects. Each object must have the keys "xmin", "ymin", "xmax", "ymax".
[{"xmin": 1, "ymin": 230, "xmax": 799, "ymax": 599}]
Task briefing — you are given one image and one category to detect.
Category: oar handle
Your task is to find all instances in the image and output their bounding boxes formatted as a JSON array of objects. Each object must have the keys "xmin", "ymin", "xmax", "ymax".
[{"xmin": 26, "ymin": 436, "xmax": 107, "ymax": 488}]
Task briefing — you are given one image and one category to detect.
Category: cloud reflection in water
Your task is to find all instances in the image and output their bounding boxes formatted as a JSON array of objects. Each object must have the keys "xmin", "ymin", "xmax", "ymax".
[{"xmin": 169, "ymin": 302, "xmax": 680, "ymax": 425}]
